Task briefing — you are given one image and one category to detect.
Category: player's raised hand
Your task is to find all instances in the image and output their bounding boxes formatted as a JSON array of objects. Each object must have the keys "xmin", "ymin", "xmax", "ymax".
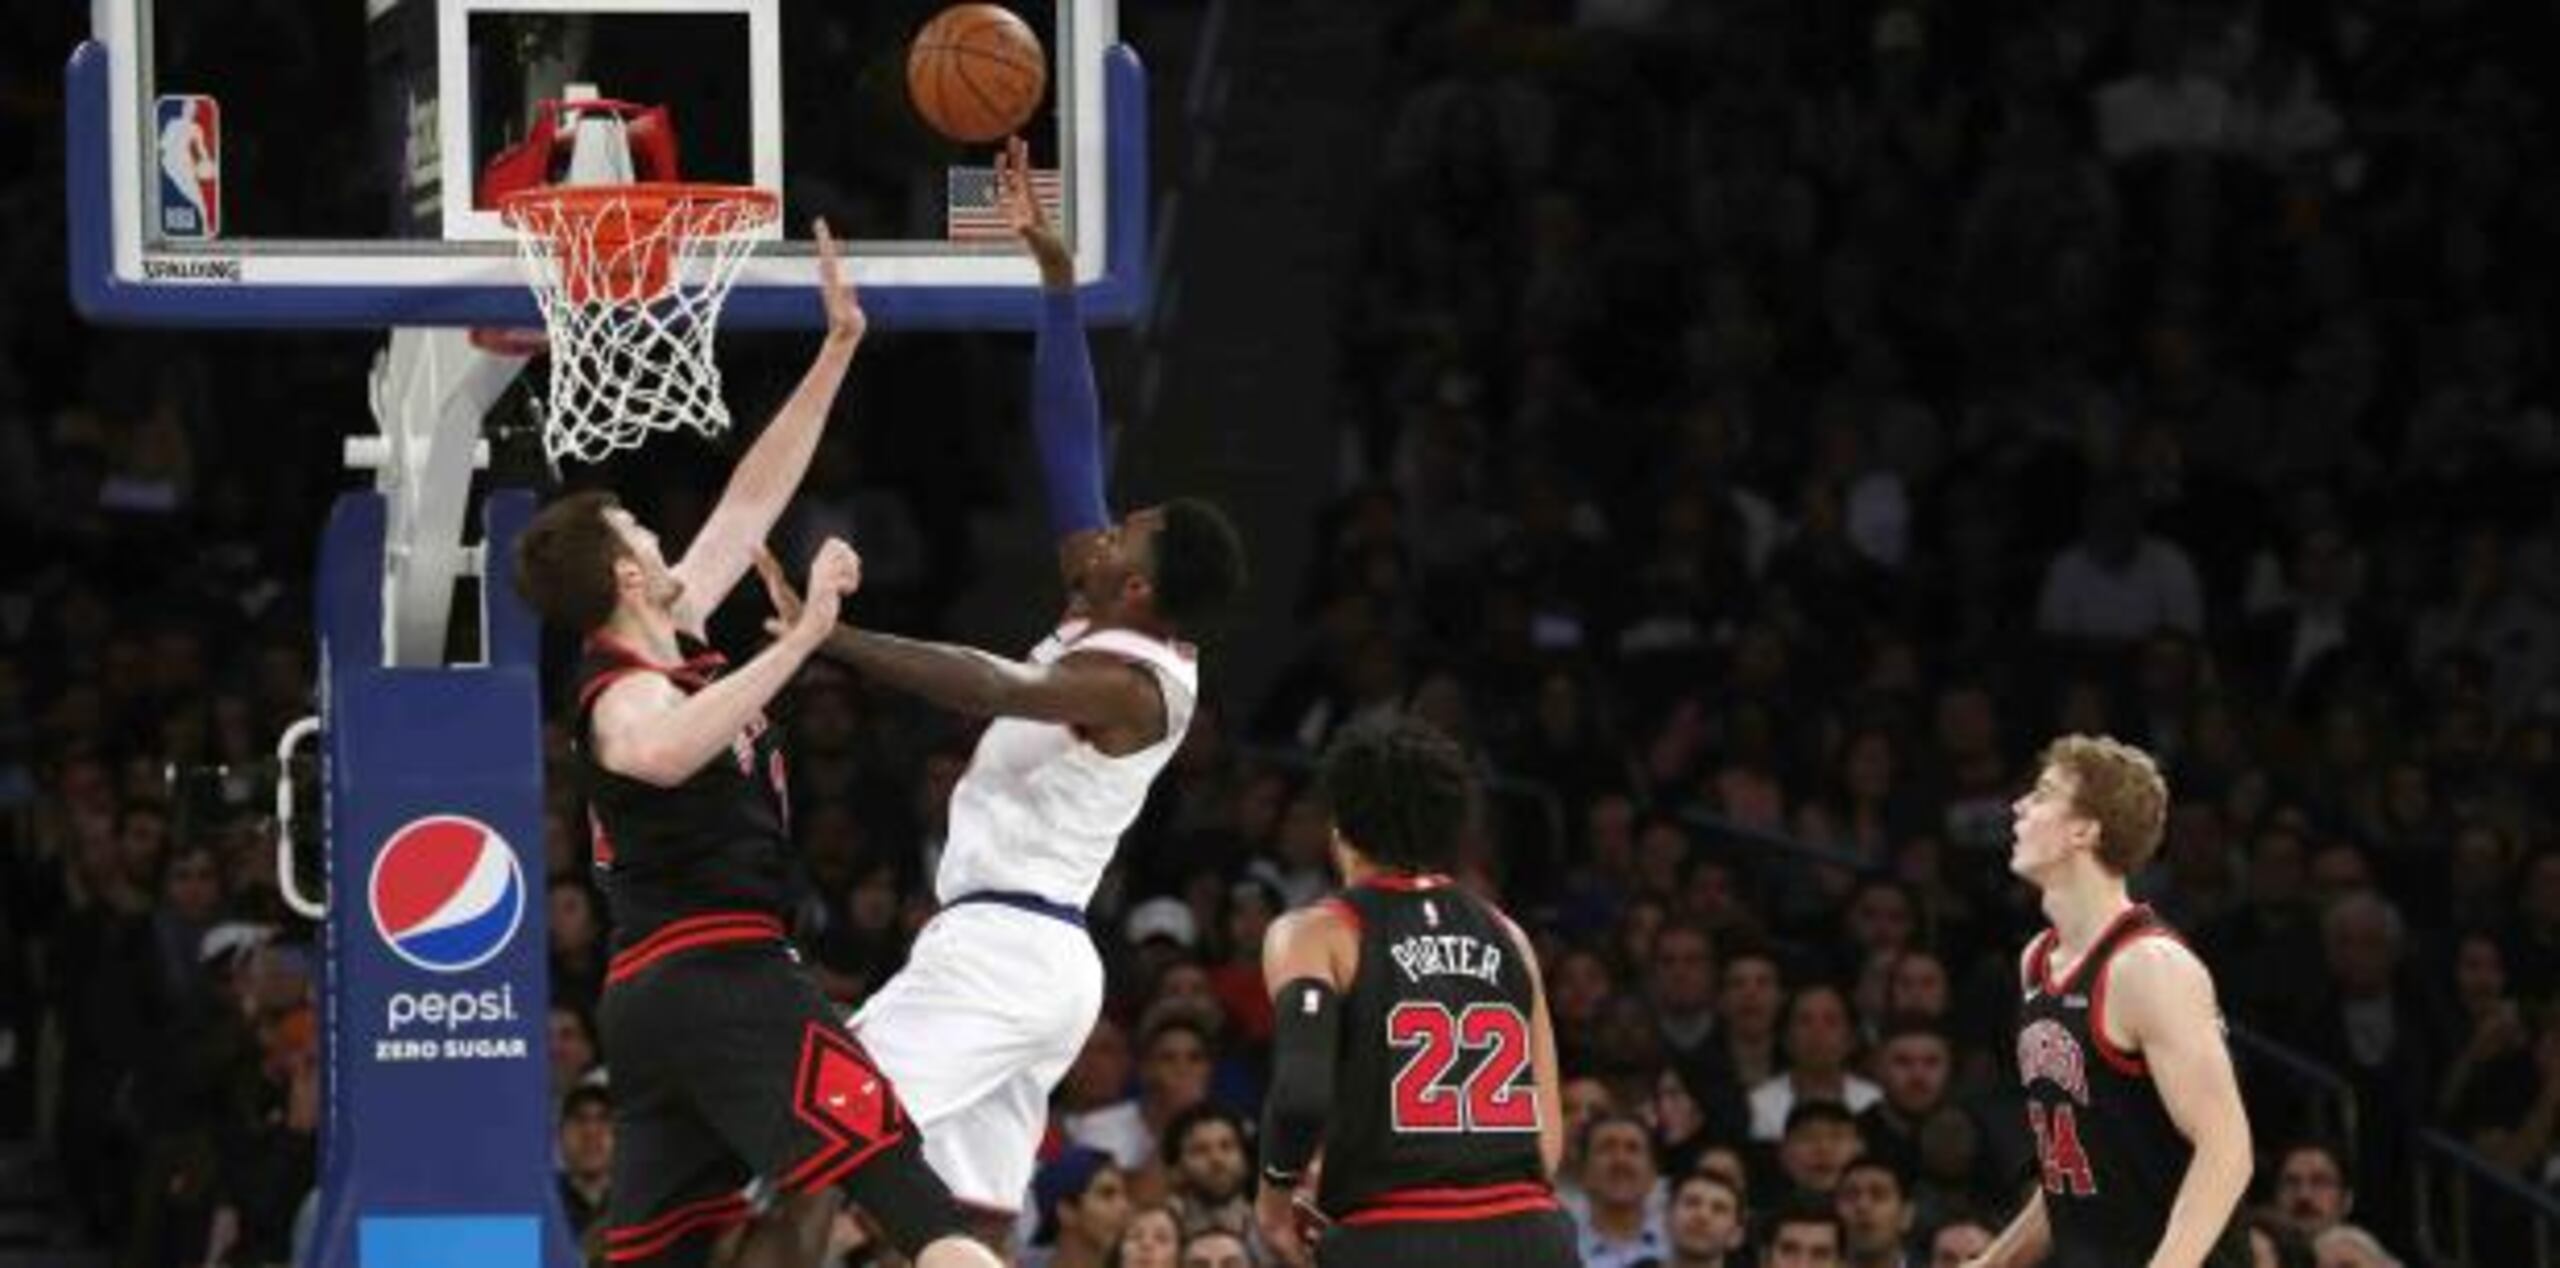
[
  {"xmin": 798, "ymin": 538, "xmax": 863, "ymax": 633},
  {"xmin": 812, "ymin": 218, "xmax": 867, "ymax": 347},
  {"xmin": 998, "ymin": 135, "xmax": 1072, "ymax": 289}
]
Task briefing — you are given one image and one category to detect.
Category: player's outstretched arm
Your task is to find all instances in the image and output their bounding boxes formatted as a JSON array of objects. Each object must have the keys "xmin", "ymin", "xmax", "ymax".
[
  {"xmin": 668, "ymin": 219, "xmax": 867, "ymax": 636},
  {"xmin": 998, "ymin": 136, "xmax": 1112, "ymax": 589},
  {"xmin": 2114, "ymin": 938, "xmax": 2254, "ymax": 1268},
  {"xmin": 594, "ymin": 541, "xmax": 859, "ymax": 787},
  {"xmin": 1256, "ymin": 904, "xmax": 1358, "ymax": 1268},
  {"xmin": 752, "ymin": 548, "xmax": 1161, "ymax": 737},
  {"xmin": 1965, "ymin": 1188, "xmax": 2050, "ymax": 1268}
]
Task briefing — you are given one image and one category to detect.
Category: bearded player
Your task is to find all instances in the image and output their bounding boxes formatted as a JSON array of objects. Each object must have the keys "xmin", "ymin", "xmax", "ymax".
[
  {"xmin": 1253, "ymin": 717, "xmax": 1575, "ymax": 1268},
  {"xmin": 756, "ymin": 140, "xmax": 1246, "ymax": 1246}
]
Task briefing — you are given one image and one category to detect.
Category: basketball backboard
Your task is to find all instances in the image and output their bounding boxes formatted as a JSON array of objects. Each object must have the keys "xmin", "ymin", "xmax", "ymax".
[{"xmin": 67, "ymin": 0, "xmax": 1143, "ymax": 330}]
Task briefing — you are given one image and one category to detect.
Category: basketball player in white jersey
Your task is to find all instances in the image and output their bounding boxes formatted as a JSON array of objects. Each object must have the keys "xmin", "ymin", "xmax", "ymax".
[{"xmin": 752, "ymin": 138, "xmax": 1249, "ymax": 1248}]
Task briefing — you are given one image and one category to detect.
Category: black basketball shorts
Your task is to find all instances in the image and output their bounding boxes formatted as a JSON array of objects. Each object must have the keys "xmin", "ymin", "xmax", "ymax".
[
  {"xmin": 1315, "ymin": 1207, "xmax": 1580, "ymax": 1268},
  {"xmin": 596, "ymin": 942, "xmax": 964, "ymax": 1266}
]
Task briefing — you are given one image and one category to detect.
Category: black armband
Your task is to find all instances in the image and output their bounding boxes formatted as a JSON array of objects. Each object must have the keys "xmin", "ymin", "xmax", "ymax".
[{"xmin": 1260, "ymin": 976, "xmax": 1342, "ymax": 1182}]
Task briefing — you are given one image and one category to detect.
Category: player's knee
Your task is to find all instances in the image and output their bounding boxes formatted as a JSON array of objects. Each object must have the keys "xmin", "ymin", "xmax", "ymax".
[
  {"xmin": 834, "ymin": 1144, "xmax": 981, "ymax": 1261},
  {"xmin": 709, "ymin": 1190, "xmax": 839, "ymax": 1268},
  {"xmin": 960, "ymin": 1207, "xmax": 1015, "ymax": 1256},
  {"xmin": 766, "ymin": 1188, "xmax": 840, "ymax": 1260},
  {"xmin": 917, "ymin": 1232, "xmax": 1007, "ymax": 1268}
]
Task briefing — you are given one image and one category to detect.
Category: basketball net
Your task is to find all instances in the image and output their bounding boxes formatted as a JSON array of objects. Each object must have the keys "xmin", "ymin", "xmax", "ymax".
[{"xmin": 493, "ymin": 98, "xmax": 778, "ymax": 466}]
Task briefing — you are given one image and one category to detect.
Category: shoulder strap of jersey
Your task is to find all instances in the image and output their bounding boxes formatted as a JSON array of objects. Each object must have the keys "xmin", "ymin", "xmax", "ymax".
[
  {"xmin": 2034, "ymin": 904, "xmax": 2166, "ymax": 997},
  {"xmin": 1315, "ymin": 892, "xmax": 1364, "ymax": 931},
  {"xmin": 1324, "ymin": 887, "xmax": 1380, "ymax": 934},
  {"xmin": 1033, "ymin": 616, "xmax": 1092, "ymax": 661},
  {"xmin": 2086, "ymin": 908, "xmax": 2185, "ymax": 1078},
  {"xmin": 2092, "ymin": 904, "xmax": 2165, "ymax": 962},
  {"xmin": 672, "ymin": 632, "xmax": 728, "ymax": 672},
  {"xmin": 576, "ymin": 633, "xmax": 728, "ymax": 739}
]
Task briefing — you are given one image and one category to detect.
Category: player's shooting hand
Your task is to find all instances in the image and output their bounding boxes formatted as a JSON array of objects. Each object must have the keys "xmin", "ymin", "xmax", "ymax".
[
  {"xmin": 812, "ymin": 218, "xmax": 867, "ymax": 348},
  {"xmin": 998, "ymin": 135, "xmax": 1072, "ymax": 290}
]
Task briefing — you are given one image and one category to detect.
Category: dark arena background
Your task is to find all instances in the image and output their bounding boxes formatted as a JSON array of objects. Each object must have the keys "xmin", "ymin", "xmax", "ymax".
[{"xmin": 2, "ymin": 1, "xmax": 2557, "ymax": 1266}]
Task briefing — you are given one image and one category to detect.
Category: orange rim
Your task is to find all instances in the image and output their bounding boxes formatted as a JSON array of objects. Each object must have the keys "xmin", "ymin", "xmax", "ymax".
[
  {"xmin": 496, "ymin": 182, "xmax": 780, "ymax": 235},
  {"xmin": 499, "ymin": 183, "xmax": 778, "ymax": 306}
]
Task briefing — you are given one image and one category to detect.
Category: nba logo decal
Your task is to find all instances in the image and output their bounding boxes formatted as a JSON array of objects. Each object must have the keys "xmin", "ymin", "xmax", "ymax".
[
  {"xmin": 154, "ymin": 95, "xmax": 222, "ymax": 240},
  {"xmin": 369, "ymin": 815, "xmax": 526, "ymax": 973}
]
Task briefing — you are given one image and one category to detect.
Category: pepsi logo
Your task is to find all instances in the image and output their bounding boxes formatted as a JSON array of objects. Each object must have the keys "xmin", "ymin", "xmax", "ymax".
[{"xmin": 369, "ymin": 815, "xmax": 526, "ymax": 974}]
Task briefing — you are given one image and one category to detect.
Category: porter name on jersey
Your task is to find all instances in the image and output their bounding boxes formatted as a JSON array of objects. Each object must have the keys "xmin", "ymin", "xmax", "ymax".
[{"xmin": 1388, "ymin": 934, "xmax": 1503, "ymax": 986}]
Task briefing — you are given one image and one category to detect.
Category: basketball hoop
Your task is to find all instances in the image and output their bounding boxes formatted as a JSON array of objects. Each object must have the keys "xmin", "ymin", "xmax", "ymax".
[{"xmin": 497, "ymin": 182, "xmax": 779, "ymax": 466}]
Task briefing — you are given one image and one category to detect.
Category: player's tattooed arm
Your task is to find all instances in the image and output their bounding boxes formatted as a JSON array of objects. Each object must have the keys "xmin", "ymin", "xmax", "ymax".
[{"xmin": 1257, "ymin": 904, "xmax": 1359, "ymax": 1268}]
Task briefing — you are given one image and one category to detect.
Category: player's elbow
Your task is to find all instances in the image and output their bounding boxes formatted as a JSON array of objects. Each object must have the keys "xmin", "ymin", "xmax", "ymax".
[
  {"xmin": 2209, "ymin": 1080, "xmax": 2255, "ymax": 1159},
  {"xmin": 962, "ymin": 671, "xmax": 1025, "ymax": 720},
  {"xmin": 1266, "ymin": 1077, "xmax": 1330, "ymax": 1138},
  {"xmin": 2217, "ymin": 1113, "xmax": 2256, "ymax": 1183},
  {"xmin": 1261, "ymin": 1068, "xmax": 1333, "ymax": 1173},
  {"xmin": 2190, "ymin": 1098, "xmax": 2254, "ymax": 1185},
  {"xmin": 1261, "ymin": 979, "xmax": 1343, "ymax": 1180},
  {"xmin": 985, "ymin": 667, "xmax": 1086, "ymax": 726}
]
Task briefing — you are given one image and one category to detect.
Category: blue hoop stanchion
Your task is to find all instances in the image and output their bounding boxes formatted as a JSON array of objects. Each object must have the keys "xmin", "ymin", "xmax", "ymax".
[{"xmin": 304, "ymin": 489, "xmax": 579, "ymax": 1268}]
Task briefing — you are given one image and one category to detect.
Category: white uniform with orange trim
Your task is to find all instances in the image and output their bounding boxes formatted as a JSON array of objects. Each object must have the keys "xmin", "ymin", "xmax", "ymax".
[{"xmin": 849, "ymin": 618, "xmax": 1198, "ymax": 1211}]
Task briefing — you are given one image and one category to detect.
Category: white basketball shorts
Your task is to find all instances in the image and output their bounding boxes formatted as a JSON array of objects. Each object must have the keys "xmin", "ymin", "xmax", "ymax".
[{"xmin": 847, "ymin": 899, "xmax": 1105, "ymax": 1211}]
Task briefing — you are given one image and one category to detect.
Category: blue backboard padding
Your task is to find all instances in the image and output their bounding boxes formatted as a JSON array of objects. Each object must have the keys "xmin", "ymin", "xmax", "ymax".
[{"xmin": 65, "ymin": 41, "xmax": 1148, "ymax": 331}]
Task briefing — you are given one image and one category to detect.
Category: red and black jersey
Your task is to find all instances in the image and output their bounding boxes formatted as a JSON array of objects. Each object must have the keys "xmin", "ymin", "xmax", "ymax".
[
  {"xmin": 574, "ymin": 632, "xmax": 795, "ymax": 972},
  {"xmin": 1315, "ymin": 875, "xmax": 1556, "ymax": 1228},
  {"xmin": 2015, "ymin": 904, "xmax": 2248, "ymax": 1268}
]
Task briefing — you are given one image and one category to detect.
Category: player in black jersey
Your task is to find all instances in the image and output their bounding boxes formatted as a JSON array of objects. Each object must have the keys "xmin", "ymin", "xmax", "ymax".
[
  {"xmin": 1969, "ymin": 736, "xmax": 2251, "ymax": 1268},
  {"xmin": 1252, "ymin": 717, "xmax": 1576, "ymax": 1268},
  {"xmin": 512, "ymin": 225, "xmax": 995, "ymax": 1268}
]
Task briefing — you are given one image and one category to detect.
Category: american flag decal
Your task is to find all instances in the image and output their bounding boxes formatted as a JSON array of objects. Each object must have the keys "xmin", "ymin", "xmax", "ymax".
[{"xmin": 946, "ymin": 166, "xmax": 1065, "ymax": 242}]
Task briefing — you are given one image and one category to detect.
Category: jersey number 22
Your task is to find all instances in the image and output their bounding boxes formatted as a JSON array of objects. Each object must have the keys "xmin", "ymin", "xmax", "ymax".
[{"xmin": 1387, "ymin": 1002, "xmax": 1537, "ymax": 1132}]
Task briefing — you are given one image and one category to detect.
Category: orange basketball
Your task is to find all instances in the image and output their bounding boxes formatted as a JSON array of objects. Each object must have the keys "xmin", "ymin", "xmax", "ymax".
[{"xmin": 907, "ymin": 4, "xmax": 1049, "ymax": 144}]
